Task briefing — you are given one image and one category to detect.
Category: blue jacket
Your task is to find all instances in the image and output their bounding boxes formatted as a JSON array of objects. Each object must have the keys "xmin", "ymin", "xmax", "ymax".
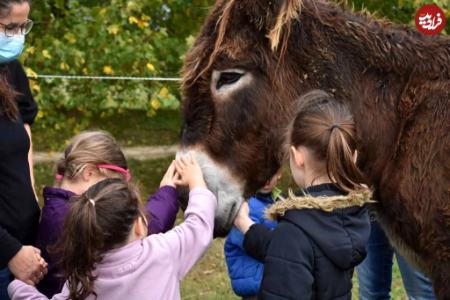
[{"xmin": 224, "ymin": 193, "xmax": 277, "ymax": 297}]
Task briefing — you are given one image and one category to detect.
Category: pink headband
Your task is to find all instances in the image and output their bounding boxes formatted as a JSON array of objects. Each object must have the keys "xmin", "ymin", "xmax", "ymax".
[
  {"xmin": 55, "ymin": 164, "xmax": 131, "ymax": 181},
  {"xmin": 96, "ymin": 164, "xmax": 131, "ymax": 181}
]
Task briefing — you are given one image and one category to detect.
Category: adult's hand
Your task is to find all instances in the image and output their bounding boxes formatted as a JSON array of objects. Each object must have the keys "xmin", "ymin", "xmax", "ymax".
[{"xmin": 8, "ymin": 246, "xmax": 48, "ymax": 285}]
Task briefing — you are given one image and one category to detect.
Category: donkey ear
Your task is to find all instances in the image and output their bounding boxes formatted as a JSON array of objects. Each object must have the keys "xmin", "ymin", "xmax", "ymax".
[
  {"xmin": 242, "ymin": 0, "xmax": 304, "ymax": 51},
  {"xmin": 268, "ymin": 0, "xmax": 303, "ymax": 51}
]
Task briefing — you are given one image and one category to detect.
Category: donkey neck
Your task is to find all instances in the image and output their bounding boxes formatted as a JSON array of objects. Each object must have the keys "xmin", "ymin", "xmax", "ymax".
[
  {"xmin": 297, "ymin": 3, "xmax": 450, "ymax": 183},
  {"xmin": 324, "ymin": 7, "xmax": 448, "ymax": 184},
  {"xmin": 306, "ymin": 1, "xmax": 450, "ymax": 78}
]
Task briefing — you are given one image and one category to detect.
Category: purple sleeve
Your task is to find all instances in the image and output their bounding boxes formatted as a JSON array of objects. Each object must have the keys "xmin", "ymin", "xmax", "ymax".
[
  {"xmin": 146, "ymin": 186, "xmax": 179, "ymax": 234},
  {"xmin": 36, "ymin": 202, "xmax": 70, "ymax": 255},
  {"xmin": 35, "ymin": 200, "xmax": 71, "ymax": 297}
]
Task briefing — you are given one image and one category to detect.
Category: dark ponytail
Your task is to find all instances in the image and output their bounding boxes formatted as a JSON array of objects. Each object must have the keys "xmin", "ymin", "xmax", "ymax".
[
  {"xmin": 288, "ymin": 90, "xmax": 367, "ymax": 193},
  {"xmin": 55, "ymin": 179, "xmax": 144, "ymax": 300},
  {"xmin": 0, "ymin": 75, "xmax": 19, "ymax": 121}
]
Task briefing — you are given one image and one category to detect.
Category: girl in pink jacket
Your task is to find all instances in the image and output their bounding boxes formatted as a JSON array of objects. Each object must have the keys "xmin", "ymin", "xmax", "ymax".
[{"xmin": 8, "ymin": 155, "xmax": 217, "ymax": 300}]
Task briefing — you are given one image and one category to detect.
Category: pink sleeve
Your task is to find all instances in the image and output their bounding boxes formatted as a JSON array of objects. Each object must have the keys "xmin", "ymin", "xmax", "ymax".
[
  {"xmin": 156, "ymin": 187, "xmax": 216, "ymax": 279},
  {"xmin": 8, "ymin": 280, "xmax": 70, "ymax": 300}
]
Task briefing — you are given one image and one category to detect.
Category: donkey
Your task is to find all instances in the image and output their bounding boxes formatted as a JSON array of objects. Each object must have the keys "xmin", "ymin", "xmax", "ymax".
[{"xmin": 179, "ymin": 0, "xmax": 450, "ymax": 297}]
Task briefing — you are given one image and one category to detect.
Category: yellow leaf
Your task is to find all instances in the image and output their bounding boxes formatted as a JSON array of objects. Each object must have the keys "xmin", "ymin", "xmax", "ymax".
[
  {"xmin": 64, "ymin": 33, "xmax": 76, "ymax": 44},
  {"xmin": 25, "ymin": 67, "xmax": 38, "ymax": 79},
  {"xmin": 107, "ymin": 24, "xmax": 120, "ymax": 35},
  {"xmin": 151, "ymin": 98, "xmax": 161, "ymax": 110},
  {"xmin": 103, "ymin": 65, "xmax": 114, "ymax": 75},
  {"xmin": 128, "ymin": 16, "xmax": 139, "ymax": 25},
  {"xmin": 26, "ymin": 46, "xmax": 35, "ymax": 55},
  {"xmin": 158, "ymin": 87, "xmax": 169, "ymax": 98},
  {"xmin": 42, "ymin": 50, "xmax": 52, "ymax": 59},
  {"xmin": 137, "ymin": 20, "xmax": 149, "ymax": 29},
  {"xmin": 36, "ymin": 110, "xmax": 44, "ymax": 120},
  {"xmin": 82, "ymin": 68, "xmax": 88, "ymax": 75},
  {"xmin": 60, "ymin": 63, "xmax": 69, "ymax": 70},
  {"xmin": 146, "ymin": 63, "xmax": 155, "ymax": 72}
]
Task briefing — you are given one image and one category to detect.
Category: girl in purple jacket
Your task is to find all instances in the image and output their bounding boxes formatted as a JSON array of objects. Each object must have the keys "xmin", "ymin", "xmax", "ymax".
[{"xmin": 35, "ymin": 130, "xmax": 180, "ymax": 297}]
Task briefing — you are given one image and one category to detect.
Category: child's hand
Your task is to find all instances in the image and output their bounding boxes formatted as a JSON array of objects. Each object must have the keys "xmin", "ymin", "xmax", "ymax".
[
  {"xmin": 160, "ymin": 160, "xmax": 177, "ymax": 188},
  {"xmin": 233, "ymin": 201, "xmax": 254, "ymax": 234},
  {"xmin": 174, "ymin": 154, "xmax": 206, "ymax": 190},
  {"xmin": 33, "ymin": 253, "xmax": 48, "ymax": 285}
]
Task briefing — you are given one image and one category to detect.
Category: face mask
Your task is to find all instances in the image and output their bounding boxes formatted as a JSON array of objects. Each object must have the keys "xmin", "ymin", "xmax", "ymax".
[{"xmin": 0, "ymin": 32, "xmax": 25, "ymax": 63}]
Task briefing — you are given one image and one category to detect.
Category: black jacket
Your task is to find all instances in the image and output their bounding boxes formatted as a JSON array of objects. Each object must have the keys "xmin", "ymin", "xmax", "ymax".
[
  {"xmin": 0, "ymin": 60, "xmax": 39, "ymax": 268},
  {"xmin": 244, "ymin": 184, "xmax": 371, "ymax": 300}
]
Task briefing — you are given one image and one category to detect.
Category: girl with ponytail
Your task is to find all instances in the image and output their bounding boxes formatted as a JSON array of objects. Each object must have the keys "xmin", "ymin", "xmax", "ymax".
[
  {"xmin": 9, "ymin": 155, "xmax": 217, "ymax": 300},
  {"xmin": 234, "ymin": 90, "xmax": 372, "ymax": 299}
]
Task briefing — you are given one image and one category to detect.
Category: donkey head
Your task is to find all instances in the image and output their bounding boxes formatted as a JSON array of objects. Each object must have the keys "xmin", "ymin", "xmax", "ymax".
[{"xmin": 180, "ymin": 0, "xmax": 320, "ymax": 236}]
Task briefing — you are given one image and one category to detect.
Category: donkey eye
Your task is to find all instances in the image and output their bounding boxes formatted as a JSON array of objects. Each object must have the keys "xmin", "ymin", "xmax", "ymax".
[{"xmin": 216, "ymin": 72, "xmax": 243, "ymax": 89}]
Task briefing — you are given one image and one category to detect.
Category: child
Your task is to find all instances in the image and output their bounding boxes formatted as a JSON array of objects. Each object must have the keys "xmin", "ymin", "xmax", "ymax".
[
  {"xmin": 35, "ymin": 131, "xmax": 180, "ymax": 297},
  {"xmin": 224, "ymin": 171, "xmax": 281, "ymax": 299},
  {"xmin": 234, "ymin": 90, "xmax": 372, "ymax": 299},
  {"xmin": 8, "ymin": 154, "xmax": 216, "ymax": 300}
]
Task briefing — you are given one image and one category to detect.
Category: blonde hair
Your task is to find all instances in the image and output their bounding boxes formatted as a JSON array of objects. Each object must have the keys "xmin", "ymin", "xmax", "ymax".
[{"xmin": 56, "ymin": 131, "xmax": 128, "ymax": 183}]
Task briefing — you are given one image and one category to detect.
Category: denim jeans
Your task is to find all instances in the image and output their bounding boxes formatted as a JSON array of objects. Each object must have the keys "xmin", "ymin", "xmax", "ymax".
[
  {"xmin": 357, "ymin": 221, "xmax": 435, "ymax": 300},
  {"xmin": 0, "ymin": 268, "xmax": 11, "ymax": 300}
]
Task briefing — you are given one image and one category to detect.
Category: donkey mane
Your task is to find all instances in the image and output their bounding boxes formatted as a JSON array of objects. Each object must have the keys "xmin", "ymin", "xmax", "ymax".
[{"xmin": 214, "ymin": 0, "xmax": 450, "ymax": 78}]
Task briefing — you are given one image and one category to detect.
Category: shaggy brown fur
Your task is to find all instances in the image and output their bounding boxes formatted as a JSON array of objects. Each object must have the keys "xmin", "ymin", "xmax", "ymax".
[{"xmin": 180, "ymin": 0, "xmax": 450, "ymax": 297}]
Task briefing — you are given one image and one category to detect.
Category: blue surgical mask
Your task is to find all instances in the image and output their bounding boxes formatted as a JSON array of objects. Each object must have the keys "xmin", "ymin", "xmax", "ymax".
[{"xmin": 0, "ymin": 32, "xmax": 25, "ymax": 63}]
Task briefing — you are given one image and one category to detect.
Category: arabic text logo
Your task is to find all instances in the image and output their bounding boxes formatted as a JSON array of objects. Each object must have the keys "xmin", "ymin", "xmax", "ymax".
[{"xmin": 415, "ymin": 4, "xmax": 446, "ymax": 35}]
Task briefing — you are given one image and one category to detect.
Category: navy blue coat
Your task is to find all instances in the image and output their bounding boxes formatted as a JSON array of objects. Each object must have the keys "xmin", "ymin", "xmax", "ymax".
[
  {"xmin": 224, "ymin": 193, "xmax": 277, "ymax": 297},
  {"xmin": 244, "ymin": 184, "xmax": 371, "ymax": 300}
]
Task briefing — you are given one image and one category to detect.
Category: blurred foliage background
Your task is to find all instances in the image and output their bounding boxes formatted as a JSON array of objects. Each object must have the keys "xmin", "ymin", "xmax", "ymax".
[{"xmin": 24, "ymin": 0, "xmax": 212, "ymax": 136}]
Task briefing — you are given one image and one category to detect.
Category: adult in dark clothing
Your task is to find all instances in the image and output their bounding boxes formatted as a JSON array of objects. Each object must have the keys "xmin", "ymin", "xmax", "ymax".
[
  {"xmin": 234, "ymin": 90, "xmax": 372, "ymax": 299},
  {"xmin": 0, "ymin": 1, "xmax": 47, "ymax": 299}
]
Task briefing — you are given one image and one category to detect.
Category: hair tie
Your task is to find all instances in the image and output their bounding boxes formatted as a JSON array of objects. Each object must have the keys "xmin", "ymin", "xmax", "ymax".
[
  {"xmin": 330, "ymin": 124, "xmax": 341, "ymax": 131},
  {"xmin": 55, "ymin": 174, "xmax": 64, "ymax": 181},
  {"xmin": 88, "ymin": 199, "xmax": 96, "ymax": 207}
]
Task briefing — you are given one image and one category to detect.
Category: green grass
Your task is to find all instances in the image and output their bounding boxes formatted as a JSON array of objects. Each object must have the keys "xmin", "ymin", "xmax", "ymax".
[
  {"xmin": 34, "ymin": 158, "xmax": 407, "ymax": 299},
  {"xmin": 33, "ymin": 110, "xmax": 181, "ymax": 152}
]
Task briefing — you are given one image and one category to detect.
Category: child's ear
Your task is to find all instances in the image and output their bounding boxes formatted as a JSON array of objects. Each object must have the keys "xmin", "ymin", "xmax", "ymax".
[
  {"xmin": 81, "ymin": 165, "xmax": 96, "ymax": 182},
  {"xmin": 290, "ymin": 146, "xmax": 305, "ymax": 168},
  {"xmin": 134, "ymin": 216, "xmax": 148, "ymax": 238}
]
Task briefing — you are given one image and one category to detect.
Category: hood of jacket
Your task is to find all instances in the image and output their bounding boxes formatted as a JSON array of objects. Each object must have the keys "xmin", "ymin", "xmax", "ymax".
[{"xmin": 266, "ymin": 184, "xmax": 373, "ymax": 270}]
